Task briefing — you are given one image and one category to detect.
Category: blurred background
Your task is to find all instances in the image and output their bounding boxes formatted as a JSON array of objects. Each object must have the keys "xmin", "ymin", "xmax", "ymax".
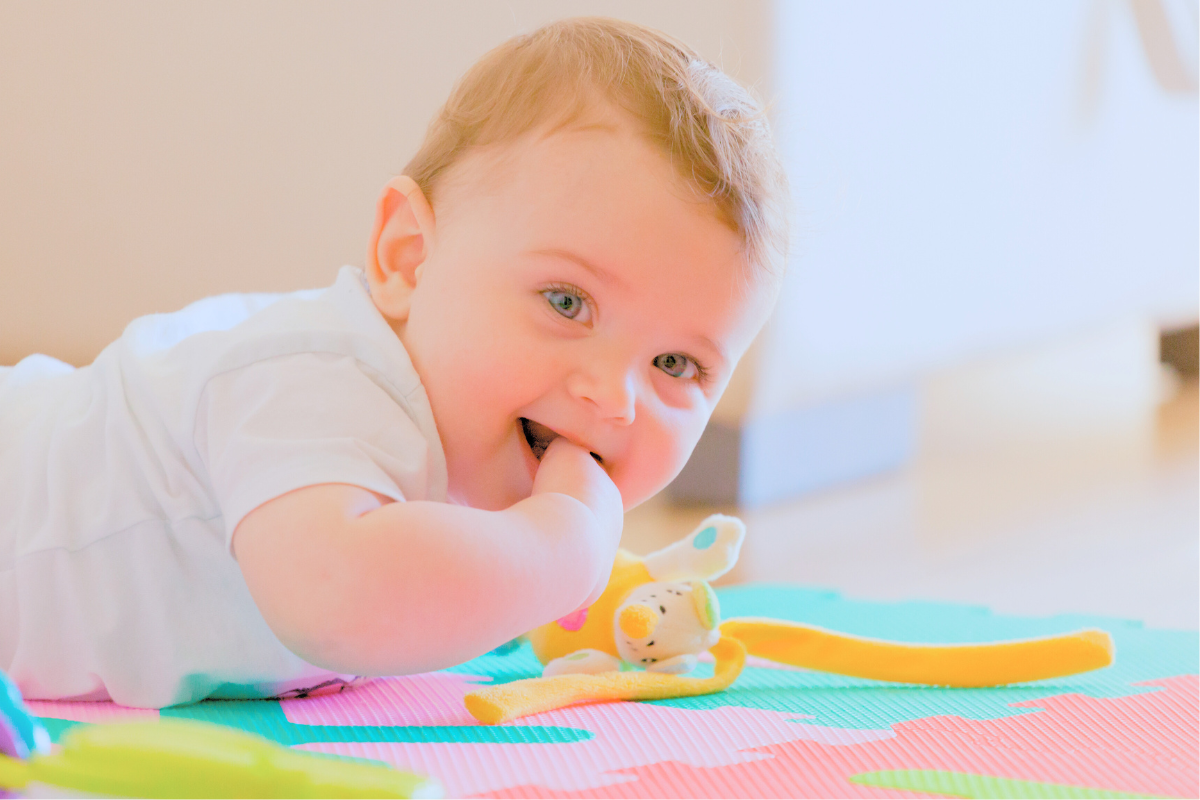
[{"xmin": 2, "ymin": 1, "xmax": 1196, "ymax": 627}]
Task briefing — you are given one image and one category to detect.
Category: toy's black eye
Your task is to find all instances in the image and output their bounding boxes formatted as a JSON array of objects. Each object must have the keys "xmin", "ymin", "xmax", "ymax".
[
  {"xmin": 659, "ymin": 605, "xmax": 666, "ymax": 613},
  {"xmin": 647, "ymin": 641, "xmax": 655, "ymax": 647}
]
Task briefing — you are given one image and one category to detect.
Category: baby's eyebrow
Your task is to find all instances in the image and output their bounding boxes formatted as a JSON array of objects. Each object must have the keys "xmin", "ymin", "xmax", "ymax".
[{"xmin": 529, "ymin": 248, "xmax": 628, "ymax": 292}]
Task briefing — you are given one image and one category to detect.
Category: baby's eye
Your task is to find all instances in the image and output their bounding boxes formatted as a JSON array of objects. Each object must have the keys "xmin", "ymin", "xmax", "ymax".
[
  {"xmin": 542, "ymin": 289, "xmax": 591, "ymax": 323},
  {"xmin": 653, "ymin": 353, "xmax": 699, "ymax": 380}
]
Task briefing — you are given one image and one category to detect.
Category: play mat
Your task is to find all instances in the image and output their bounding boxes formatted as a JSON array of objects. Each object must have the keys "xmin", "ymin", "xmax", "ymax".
[{"xmin": 28, "ymin": 585, "xmax": 1198, "ymax": 798}]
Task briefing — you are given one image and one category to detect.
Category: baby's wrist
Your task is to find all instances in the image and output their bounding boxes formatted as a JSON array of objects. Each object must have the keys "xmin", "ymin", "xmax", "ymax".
[
  {"xmin": 510, "ymin": 493, "xmax": 611, "ymax": 583},
  {"xmin": 514, "ymin": 490, "xmax": 601, "ymax": 535}
]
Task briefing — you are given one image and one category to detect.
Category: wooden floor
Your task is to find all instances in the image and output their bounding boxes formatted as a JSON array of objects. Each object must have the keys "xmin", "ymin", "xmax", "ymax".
[{"xmin": 623, "ymin": 371, "xmax": 1198, "ymax": 631}]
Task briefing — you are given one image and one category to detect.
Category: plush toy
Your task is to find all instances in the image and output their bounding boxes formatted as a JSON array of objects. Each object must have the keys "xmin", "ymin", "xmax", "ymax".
[{"xmin": 464, "ymin": 515, "xmax": 1115, "ymax": 725}]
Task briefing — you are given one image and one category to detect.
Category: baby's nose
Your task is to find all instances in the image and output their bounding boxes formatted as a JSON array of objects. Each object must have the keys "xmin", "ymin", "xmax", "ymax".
[{"xmin": 568, "ymin": 361, "xmax": 636, "ymax": 424}]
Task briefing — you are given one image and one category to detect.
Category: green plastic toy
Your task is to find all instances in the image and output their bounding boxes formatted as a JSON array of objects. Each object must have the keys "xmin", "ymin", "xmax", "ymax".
[{"xmin": 0, "ymin": 718, "xmax": 441, "ymax": 798}]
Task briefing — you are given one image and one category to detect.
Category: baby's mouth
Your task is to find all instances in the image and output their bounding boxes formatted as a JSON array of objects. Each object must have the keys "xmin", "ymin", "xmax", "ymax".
[
  {"xmin": 520, "ymin": 417, "xmax": 609, "ymax": 465},
  {"xmin": 520, "ymin": 417, "xmax": 560, "ymax": 461},
  {"xmin": 520, "ymin": 418, "xmax": 605, "ymax": 464}
]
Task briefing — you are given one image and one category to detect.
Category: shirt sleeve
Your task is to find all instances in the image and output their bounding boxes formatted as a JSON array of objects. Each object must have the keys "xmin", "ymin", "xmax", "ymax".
[{"xmin": 194, "ymin": 351, "xmax": 435, "ymax": 551}]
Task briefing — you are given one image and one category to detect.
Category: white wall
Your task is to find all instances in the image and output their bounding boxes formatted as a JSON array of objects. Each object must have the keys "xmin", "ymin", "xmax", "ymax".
[{"xmin": 748, "ymin": 0, "xmax": 1198, "ymax": 417}]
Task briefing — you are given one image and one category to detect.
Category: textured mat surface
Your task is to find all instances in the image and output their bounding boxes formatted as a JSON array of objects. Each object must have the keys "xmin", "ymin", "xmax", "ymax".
[{"xmin": 30, "ymin": 586, "xmax": 1199, "ymax": 798}]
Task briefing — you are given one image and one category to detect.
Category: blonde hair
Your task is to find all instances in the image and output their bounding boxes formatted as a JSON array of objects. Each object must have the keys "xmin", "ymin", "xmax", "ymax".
[{"xmin": 403, "ymin": 17, "xmax": 789, "ymax": 280}]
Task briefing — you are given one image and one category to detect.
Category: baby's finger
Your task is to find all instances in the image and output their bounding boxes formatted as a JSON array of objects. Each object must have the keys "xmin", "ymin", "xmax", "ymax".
[
  {"xmin": 534, "ymin": 438, "xmax": 622, "ymax": 539},
  {"xmin": 533, "ymin": 437, "xmax": 603, "ymax": 489}
]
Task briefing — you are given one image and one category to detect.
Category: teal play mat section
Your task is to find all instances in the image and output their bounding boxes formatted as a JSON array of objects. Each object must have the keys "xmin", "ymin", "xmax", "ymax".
[{"xmin": 39, "ymin": 698, "xmax": 592, "ymax": 747}]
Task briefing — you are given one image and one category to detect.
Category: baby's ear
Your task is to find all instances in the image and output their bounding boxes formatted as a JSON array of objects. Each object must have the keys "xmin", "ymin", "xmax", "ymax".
[{"xmin": 366, "ymin": 176, "xmax": 436, "ymax": 321}]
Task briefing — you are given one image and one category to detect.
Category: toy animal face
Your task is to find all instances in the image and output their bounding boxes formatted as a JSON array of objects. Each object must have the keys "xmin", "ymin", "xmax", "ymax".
[{"xmin": 613, "ymin": 581, "xmax": 720, "ymax": 666}]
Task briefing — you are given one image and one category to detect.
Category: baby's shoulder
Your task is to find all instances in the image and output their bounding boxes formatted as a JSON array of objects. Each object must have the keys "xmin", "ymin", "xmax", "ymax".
[{"xmin": 123, "ymin": 267, "xmax": 410, "ymax": 391}]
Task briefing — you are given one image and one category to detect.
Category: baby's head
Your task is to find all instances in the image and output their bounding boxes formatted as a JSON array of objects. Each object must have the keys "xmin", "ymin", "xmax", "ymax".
[{"xmin": 366, "ymin": 17, "xmax": 788, "ymax": 511}]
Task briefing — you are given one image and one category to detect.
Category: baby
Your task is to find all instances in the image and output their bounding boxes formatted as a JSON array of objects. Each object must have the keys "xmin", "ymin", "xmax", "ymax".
[{"xmin": 0, "ymin": 18, "xmax": 788, "ymax": 707}]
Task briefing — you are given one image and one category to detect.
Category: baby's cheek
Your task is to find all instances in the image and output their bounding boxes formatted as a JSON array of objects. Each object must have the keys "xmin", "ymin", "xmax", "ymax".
[{"xmin": 618, "ymin": 425, "xmax": 696, "ymax": 506}]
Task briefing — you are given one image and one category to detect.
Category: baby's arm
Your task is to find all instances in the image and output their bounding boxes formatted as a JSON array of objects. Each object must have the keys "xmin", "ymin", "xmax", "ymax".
[{"xmin": 232, "ymin": 438, "xmax": 622, "ymax": 677}]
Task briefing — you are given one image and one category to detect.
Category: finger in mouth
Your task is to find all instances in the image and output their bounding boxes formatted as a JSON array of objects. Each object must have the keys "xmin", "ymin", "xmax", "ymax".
[{"xmin": 519, "ymin": 417, "xmax": 603, "ymax": 463}]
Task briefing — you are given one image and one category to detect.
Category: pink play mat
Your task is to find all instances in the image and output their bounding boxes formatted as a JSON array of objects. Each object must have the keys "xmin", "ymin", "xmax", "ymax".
[{"xmin": 29, "ymin": 586, "xmax": 1198, "ymax": 798}]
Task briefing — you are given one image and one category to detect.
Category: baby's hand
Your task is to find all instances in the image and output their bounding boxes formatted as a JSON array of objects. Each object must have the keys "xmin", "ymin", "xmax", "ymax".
[{"xmin": 530, "ymin": 437, "xmax": 623, "ymax": 606}]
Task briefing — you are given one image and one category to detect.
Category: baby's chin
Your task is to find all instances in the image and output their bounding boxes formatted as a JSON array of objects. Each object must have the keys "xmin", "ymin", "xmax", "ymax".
[{"xmin": 618, "ymin": 464, "xmax": 681, "ymax": 511}]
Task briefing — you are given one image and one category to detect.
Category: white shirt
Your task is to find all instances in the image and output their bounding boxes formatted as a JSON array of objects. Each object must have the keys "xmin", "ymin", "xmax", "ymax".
[{"xmin": 0, "ymin": 267, "xmax": 447, "ymax": 707}]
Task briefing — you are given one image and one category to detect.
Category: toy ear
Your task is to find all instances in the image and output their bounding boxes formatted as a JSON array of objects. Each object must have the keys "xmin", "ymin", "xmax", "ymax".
[
  {"xmin": 690, "ymin": 581, "xmax": 720, "ymax": 630},
  {"xmin": 618, "ymin": 604, "xmax": 659, "ymax": 639},
  {"xmin": 642, "ymin": 514, "xmax": 745, "ymax": 583}
]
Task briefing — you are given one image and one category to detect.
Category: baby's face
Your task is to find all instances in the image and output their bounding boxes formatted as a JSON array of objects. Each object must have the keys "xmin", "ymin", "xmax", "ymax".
[{"xmin": 394, "ymin": 112, "xmax": 773, "ymax": 511}]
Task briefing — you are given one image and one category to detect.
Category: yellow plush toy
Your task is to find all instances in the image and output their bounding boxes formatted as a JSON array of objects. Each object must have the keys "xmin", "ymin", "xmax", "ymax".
[{"xmin": 464, "ymin": 515, "xmax": 1114, "ymax": 725}]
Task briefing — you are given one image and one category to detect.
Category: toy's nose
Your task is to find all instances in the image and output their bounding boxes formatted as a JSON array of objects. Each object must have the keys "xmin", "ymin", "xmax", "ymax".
[{"xmin": 618, "ymin": 604, "xmax": 659, "ymax": 639}]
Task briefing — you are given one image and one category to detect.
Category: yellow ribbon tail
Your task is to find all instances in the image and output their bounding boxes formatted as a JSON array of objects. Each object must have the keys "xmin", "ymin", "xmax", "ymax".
[
  {"xmin": 465, "ymin": 636, "xmax": 747, "ymax": 725},
  {"xmin": 719, "ymin": 618, "xmax": 1114, "ymax": 687}
]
